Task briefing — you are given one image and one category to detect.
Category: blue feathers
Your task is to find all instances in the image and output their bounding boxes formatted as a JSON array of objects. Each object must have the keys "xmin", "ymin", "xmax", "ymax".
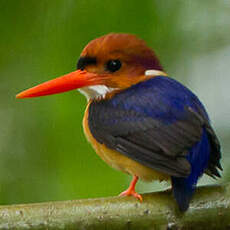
[
  {"xmin": 110, "ymin": 76, "xmax": 219, "ymax": 211},
  {"xmin": 110, "ymin": 76, "xmax": 209, "ymax": 124},
  {"xmin": 89, "ymin": 76, "xmax": 221, "ymax": 211}
]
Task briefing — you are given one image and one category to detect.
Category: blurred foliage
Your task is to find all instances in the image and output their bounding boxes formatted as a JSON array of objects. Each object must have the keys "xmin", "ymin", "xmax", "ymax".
[{"xmin": 0, "ymin": 0, "xmax": 230, "ymax": 205}]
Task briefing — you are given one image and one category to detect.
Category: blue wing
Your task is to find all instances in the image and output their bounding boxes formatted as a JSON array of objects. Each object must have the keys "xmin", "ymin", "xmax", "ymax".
[{"xmin": 88, "ymin": 76, "xmax": 222, "ymax": 210}]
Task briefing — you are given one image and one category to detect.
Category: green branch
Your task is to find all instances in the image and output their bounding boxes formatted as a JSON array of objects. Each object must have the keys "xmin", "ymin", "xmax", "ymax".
[{"xmin": 0, "ymin": 184, "xmax": 229, "ymax": 230}]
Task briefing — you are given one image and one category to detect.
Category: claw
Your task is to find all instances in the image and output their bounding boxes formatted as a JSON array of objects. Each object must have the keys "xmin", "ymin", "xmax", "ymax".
[
  {"xmin": 119, "ymin": 175, "xmax": 143, "ymax": 202},
  {"xmin": 119, "ymin": 189, "xmax": 143, "ymax": 202}
]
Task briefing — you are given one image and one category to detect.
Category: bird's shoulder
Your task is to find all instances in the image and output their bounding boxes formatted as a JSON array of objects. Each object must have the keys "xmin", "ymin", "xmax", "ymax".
[
  {"xmin": 87, "ymin": 76, "xmax": 221, "ymax": 177},
  {"xmin": 91, "ymin": 76, "xmax": 209, "ymax": 123}
]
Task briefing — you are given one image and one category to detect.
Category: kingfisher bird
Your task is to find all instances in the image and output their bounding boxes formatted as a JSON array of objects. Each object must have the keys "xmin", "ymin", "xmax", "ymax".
[{"xmin": 16, "ymin": 33, "xmax": 222, "ymax": 211}]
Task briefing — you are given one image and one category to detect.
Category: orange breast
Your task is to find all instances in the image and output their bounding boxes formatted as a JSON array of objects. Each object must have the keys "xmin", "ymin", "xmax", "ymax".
[{"xmin": 83, "ymin": 102, "xmax": 169, "ymax": 182}]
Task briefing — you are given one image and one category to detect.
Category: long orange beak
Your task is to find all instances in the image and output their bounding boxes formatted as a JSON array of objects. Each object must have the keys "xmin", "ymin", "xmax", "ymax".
[{"xmin": 16, "ymin": 70, "xmax": 102, "ymax": 99}]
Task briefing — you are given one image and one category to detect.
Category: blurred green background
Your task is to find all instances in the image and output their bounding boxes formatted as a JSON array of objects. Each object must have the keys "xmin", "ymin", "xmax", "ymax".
[{"xmin": 0, "ymin": 0, "xmax": 230, "ymax": 205}]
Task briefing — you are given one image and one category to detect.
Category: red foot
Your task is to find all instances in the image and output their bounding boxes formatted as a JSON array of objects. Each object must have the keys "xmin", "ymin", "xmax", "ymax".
[
  {"xmin": 119, "ymin": 176, "xmax": 143, "ymax": 202},
  {"xmin": 119, "ymin": 189, "xmax": 143, "ymax": 201}
]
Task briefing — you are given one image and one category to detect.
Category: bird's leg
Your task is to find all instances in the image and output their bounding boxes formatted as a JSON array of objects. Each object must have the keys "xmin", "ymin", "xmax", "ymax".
[{"xmin": 119, "ymin": 175, "xmax": 143, "ymax": 202}]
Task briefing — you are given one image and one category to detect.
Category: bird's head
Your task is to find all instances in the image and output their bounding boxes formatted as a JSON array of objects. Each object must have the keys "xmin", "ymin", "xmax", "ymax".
[{"xmin": 16, "ymin": 33, "xmax": 167, "ymax": 100}]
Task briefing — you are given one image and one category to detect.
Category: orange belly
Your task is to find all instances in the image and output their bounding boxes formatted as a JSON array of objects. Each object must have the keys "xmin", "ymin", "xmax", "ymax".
[{"xmin": 83, "ymin": 102, "xmax": 169, "ymax": 182}]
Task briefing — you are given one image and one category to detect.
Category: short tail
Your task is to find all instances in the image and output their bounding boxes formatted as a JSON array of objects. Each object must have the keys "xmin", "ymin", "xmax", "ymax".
[
  {"xmin": 171, "ymin": 177, "xmax": 194, "ymax": 211},
  {"xmin": 172, "ymin": 128, "xmax": 211, "ymax": 211}
]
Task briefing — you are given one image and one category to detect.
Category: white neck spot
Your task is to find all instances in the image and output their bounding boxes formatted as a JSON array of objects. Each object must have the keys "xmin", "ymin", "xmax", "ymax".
[
  {"xmin": 78, "ymin": 85, "xmax": 116, "ymax": 100},
  {"xmin": 145, "ymin": 69, "xmax": 167, "ymax": 76}
]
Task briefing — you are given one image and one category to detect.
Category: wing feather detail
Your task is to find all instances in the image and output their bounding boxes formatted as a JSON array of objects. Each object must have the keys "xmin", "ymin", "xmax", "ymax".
[{"xmin": 88, "ymin": 77, "xmax": 221, "ymax": 178}]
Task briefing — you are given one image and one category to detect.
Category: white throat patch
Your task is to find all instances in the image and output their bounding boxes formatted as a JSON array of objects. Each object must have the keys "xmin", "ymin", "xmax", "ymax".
[
  {"xmin": 79, "ymin": 85, "xmax": 116, "ymax": 100},
  {"xmin": 79, "ymin": 69, "xmax": 166, "ymax": 100}
]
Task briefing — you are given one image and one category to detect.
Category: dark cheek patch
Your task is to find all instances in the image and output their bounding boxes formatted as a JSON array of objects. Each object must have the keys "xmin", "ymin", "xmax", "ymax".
[{"xmin": 76, "ymin": 56, "xmax": 97, "ymax": 70}]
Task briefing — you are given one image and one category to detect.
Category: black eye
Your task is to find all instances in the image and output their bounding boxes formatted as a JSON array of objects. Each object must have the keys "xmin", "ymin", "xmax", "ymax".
[{"xmin": 106, "ymin": 59, "xmax": 122, "ymax": 72}]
